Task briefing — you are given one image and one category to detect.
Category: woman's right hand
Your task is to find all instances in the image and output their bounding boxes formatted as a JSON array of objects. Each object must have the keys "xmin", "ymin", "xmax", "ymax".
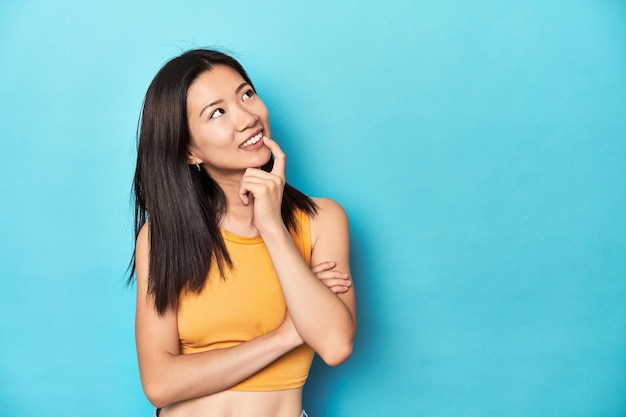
[{"xmin": 238, "ymin": 136, "xmax": 287, "ymax": 236}]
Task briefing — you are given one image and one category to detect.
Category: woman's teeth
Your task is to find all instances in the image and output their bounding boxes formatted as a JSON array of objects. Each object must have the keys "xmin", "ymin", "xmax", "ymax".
[{"xmin": 240, "ymin": 132, "xmax": 263, "ymax": 148}]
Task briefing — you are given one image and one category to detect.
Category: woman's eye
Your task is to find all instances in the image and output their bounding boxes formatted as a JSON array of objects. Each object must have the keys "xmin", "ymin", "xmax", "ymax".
[
  {"xmin": 242, "ymin": 89, "xmax": 256, "ymax": 101},
  {"xmin": 210, "ymin": 108, "xmax": 225, "ymax": 119}
]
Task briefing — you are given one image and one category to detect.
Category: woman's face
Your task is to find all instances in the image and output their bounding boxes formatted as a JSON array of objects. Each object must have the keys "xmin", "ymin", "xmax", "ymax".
[{"xmin": 186, "ymin": 65, "xmax": 271, "ymax": 178}]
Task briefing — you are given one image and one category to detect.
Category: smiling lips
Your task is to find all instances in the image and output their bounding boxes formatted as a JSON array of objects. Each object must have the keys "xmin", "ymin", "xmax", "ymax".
[{"xmin": 240, "ymin": 131, "xmax": 264, "ymax": 149}]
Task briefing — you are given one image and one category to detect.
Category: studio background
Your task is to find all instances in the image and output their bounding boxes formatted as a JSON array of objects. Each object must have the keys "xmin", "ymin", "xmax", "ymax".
[{"xmin": 1, "ymin": 1, "xmax": 625, "ymax": 416}]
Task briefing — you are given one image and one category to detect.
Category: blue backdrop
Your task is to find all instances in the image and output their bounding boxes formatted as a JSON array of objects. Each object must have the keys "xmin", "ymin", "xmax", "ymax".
[{"xmin": 1, "ymin": 1, "xmax": 625, "ymax": 416}]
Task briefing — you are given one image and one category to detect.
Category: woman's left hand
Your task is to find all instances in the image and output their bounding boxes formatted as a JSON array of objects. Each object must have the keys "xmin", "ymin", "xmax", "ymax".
[
  {"xmin": 238, "ymin": 136, "xmax": 286, "ymax": 234},
  {"xmin": 312, "ymin": 261, "xmax": 352, "ymax": 294}
]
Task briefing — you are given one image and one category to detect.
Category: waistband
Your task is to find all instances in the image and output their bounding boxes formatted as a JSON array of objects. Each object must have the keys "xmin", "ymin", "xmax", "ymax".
[{"xmin": 154, "ymin": 409, "xmax": 308, "ymax": 416}]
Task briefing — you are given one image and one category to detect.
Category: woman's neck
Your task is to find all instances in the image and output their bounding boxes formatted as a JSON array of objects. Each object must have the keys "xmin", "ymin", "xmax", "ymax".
[{"xmin": 212, "ymin": 173, "xmax": 258, "ymax": 237}]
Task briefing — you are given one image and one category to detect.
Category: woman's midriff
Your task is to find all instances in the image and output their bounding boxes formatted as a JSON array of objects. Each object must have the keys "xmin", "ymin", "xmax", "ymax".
[{"xmin": 159, "ymin": 387, "xmax": 303, "ymax": 417}]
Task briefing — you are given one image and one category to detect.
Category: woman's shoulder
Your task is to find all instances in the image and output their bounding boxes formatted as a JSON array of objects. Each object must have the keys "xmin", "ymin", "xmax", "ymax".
[
  {"xmin": 311, "ymin": 197, "xmax": 347, "ymax": 218},
  {"xmin": 309, "ymin": 197, "xmax": 349, "ymax": 242},
  {"xmin": 136, "ymin": 222, "xmax": 150, "ymax": 247},
  {"xmin": 134, "ymin": 223, "xmax": 151, "ymax": 283}
]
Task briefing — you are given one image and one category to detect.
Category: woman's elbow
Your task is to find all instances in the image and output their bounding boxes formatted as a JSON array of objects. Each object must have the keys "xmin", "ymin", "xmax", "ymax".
[
  {"xmin": 319, "ymin": 339, "xmax": 353, "ymax": 367},
  {"xmin": 142, "ymin": 380, "xmax": 173, "ymax": 409}
]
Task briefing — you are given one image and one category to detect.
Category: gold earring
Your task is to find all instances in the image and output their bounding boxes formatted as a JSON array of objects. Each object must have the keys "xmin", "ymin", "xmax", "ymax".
[{"xmin": 196, "ymin": 163, "xmax": 202, "ymax": 172}]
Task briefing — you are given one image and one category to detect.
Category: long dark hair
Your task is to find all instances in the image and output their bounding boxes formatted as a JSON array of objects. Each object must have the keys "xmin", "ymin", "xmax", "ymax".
[{"xmin": 128, "ymin": 49, "xmax": 317, "ymax": 315}]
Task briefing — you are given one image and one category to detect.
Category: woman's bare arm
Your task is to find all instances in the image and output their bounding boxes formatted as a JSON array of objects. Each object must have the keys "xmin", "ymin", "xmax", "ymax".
[
  {"xmin": 260, "ymin": 197, "xmax": 356, "ymax": 366},
  {"xmin": 134, "ymin": 225, "xmax": 303, "ymax": 409},
  {"xmin": 237, "ymin": 138, "xmax": 356, "ymax": 366}
]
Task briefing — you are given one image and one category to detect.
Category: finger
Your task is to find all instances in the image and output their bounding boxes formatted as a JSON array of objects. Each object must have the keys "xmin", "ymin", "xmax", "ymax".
[
  {"xmin": 239, "ymin": 189, "xmax": 250, "ymax": 206},
  {"xmin": 329, "ymin": 285, "xmax": 350, "ymax": 294},
  {"xmin": 316, "ymin": 271, "xmax": 350, "ymax": 280},
  {"xmin": 241, "ymin": 167, "xmax": 274, "ymax": 179},
  {"xmin": 239, "ymin": 179, "xmax": 278, "ymax": 201},
  {"xmin": 263, "ymin": 136, "xmax": 286, "ymax": 179},
  {"xmin": 320, "ymin": 278, "xmax": 352, "ymax": 288},
  {"xmin": 239, "ymin": 168, "xmax": 270, "ymax": 201},
  {"xmin": 311, "ymin": 261, "xmax": 337, "ymax": 274},
  {"xmin": 238, "ymin": 176, "xmax": 252, "ymax": 205},
  {"xmin": 241, "ymin": 168, "xmax": 283, "ymax": 189}
]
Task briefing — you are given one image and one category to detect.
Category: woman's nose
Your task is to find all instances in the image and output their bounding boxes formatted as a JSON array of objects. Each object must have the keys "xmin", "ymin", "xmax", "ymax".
[{"xmin": 234, "ymin": 106, "xmax": 258, "ymax": 131}]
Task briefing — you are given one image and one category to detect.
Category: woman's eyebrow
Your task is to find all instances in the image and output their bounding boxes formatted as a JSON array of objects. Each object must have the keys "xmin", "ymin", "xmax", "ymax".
[
  {"xmin": 198, "ymin": 82, "xmax": 251, "ymax": 118},
  {"xmin": 199, "ymin": 99, "xmax": 223, "ymax": 118},
  {"xmin": 235, "ymin": 82, "xmax": 249, "ymax": 93}
]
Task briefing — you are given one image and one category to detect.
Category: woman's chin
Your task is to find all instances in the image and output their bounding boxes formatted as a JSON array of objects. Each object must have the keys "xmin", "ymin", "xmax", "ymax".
[{"xmin": 255, "ymin": 149, "xmax": 273, "ymax": 170}]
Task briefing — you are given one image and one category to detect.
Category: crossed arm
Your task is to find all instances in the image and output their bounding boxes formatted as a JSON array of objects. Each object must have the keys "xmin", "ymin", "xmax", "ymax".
[{"xmin": 134, "ymin": 206, "xmax": 355, "ymax": 407}]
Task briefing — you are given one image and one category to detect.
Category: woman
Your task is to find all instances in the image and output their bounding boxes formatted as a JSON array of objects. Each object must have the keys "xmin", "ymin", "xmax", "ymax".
[{"xmin": 129, "ymin": 49, "xmax": 356, "ymax": 417}]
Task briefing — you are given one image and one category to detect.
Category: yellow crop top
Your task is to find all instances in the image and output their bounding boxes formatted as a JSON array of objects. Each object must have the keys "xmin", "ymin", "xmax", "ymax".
[{"xmin": 177, "ymin": 209, "xmax": 315, "ymax": 391}]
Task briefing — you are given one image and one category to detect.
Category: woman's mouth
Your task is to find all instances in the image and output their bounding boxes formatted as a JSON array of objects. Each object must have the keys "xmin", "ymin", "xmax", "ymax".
[{"xmin": 240, "ymin": 131, "xmax": 263, "ymax": 149}]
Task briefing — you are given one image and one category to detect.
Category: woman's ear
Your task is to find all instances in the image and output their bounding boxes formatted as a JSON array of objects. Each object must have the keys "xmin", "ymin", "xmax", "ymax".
[
  {"xmin": 187, "ymin": 150, "xmax": 203, "ymax": 172},
  {"xmin": 186, "ymin": 149, "xmax": 201, "ymax": 166}
]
